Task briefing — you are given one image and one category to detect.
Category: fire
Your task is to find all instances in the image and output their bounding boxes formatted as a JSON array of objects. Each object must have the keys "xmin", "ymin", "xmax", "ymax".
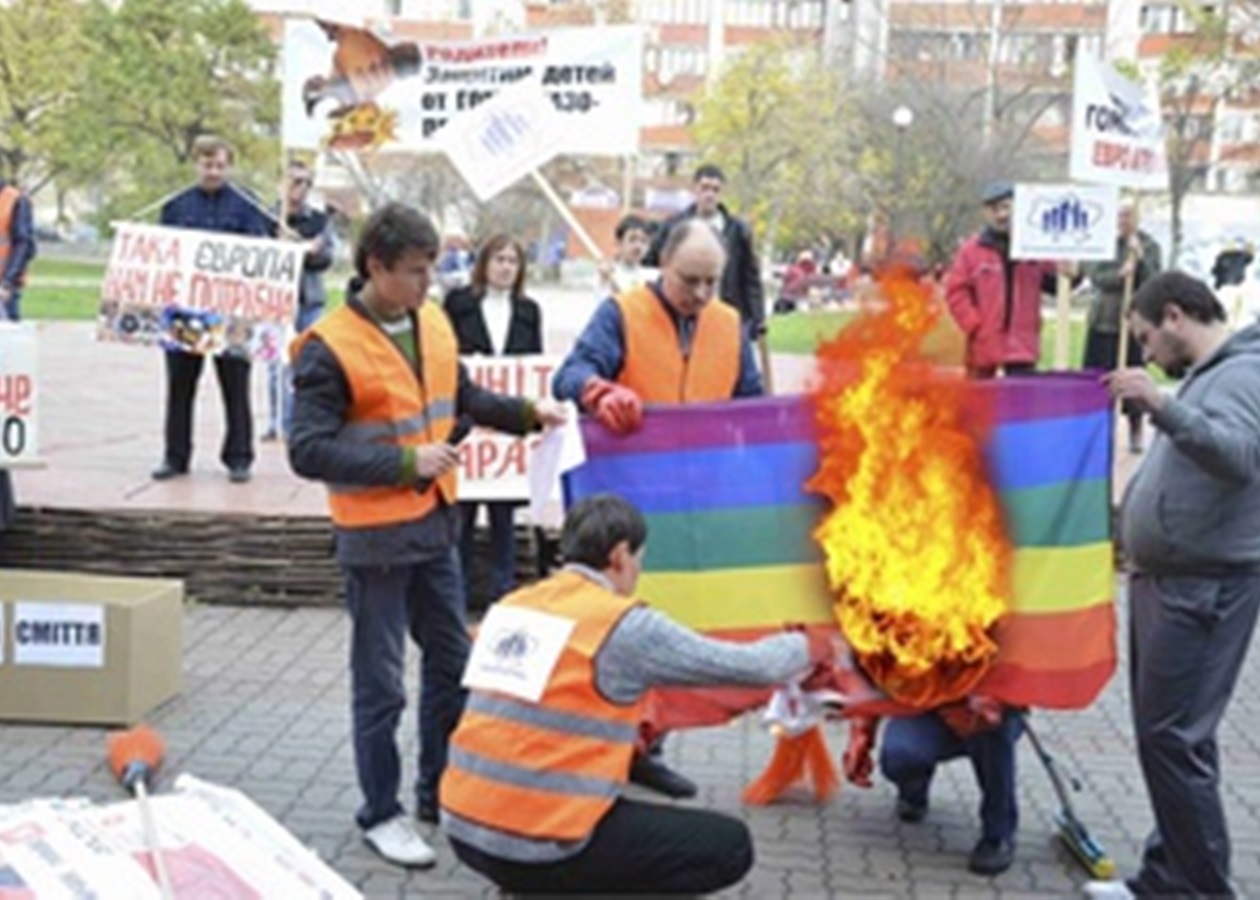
[{"xmin": 808, "ymin": 268, "xmax": 1011, "ymax": 710}]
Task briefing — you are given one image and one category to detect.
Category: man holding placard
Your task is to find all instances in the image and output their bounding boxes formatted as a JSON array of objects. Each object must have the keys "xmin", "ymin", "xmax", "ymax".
[{"xmin": 151, "ymin": 135, "xmax": 272, "ymax": 484}]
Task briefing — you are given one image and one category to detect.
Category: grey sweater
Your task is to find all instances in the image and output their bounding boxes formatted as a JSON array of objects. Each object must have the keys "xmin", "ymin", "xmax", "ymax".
[
  {"xmin": 1121, "ymin": 323, "xmax": 1260, "ymax": 574},
  {"xmin": 443, "ymin": 565, "xmax": 811, "ymax": 863}
]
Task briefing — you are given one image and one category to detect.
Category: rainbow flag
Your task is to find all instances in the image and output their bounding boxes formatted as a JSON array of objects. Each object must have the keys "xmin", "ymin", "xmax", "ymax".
[{"xmin": 564, "ymin": 374, "xmax": 1116, "ymax": 724}]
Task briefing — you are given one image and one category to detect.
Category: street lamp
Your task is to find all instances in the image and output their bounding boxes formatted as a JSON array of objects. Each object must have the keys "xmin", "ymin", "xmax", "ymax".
[{"xmin": 890, "ymin": 105, "xmax": 915, "ymax": 259}]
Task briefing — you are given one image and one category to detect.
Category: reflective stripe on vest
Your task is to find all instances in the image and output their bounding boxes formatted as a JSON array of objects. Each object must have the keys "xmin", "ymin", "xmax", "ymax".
[
  {"xmin": 294, "ymin": 302, "xmax": 458, "ymax": 528},
  {"xmin": 0, "ymin": 186, "xmax": 26, "ymax": 288},
  {"xmin": 615, "ymin": 285, "xmax": 741, "ymax": 403},
  {"xmin": 440, "ymin": 571, "xmax": 642, "ymax": 843}
]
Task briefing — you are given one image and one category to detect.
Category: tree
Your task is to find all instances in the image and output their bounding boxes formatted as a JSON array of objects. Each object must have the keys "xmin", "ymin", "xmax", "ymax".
[
  {"xmin": 693, "ymin": 37, "xmax": 866, "ymax": 258},
  {"xmin": 71, "ymin": 0, "xmax": 280, "ymax": 224},
  {"xmin": 0, "ymin": 0, "xmax": 91, "ymax": 193}
]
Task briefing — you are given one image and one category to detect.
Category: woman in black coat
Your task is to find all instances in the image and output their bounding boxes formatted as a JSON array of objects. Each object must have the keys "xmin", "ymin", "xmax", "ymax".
[{"xmin": 444, "ymin": 233, "xmax": 543, "ymax": 607}]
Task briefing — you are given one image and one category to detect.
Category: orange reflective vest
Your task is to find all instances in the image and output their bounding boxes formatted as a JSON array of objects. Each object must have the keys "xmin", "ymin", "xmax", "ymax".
[
  {"xmin": 0, "ymin": 186, "xmax": 27, "ymax": 287},
  {"xmin": 615, "ymin": 285, "xmax": 741, "ymax": 403},
  {"xmin": 440, "ymin": 571, "xmax": 642, "ymax": 842},
  {"xmin": 293, "ymin": 302, "xmax": 458, "ymax": 528}
]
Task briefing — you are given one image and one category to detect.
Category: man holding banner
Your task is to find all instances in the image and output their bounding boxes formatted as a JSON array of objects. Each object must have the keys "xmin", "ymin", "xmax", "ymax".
[
  {"xmin": 288, "ymin": 203, "xmax": 566, "ymax": 869},
  {"xmin": 151, "ymin": 135, "xmax": 272, "ymax": 484}
]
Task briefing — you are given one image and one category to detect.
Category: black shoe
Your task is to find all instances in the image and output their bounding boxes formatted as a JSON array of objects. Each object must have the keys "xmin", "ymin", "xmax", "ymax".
[
  {"xmin": 896, "ymin": 796, "xmax": 927, "ymax": 823},
  {"xmin": 968, "ymin": 837, "xmax": 1014, "ymax": 876},
  {"xmin": 151, "ymin": 461, "xmax": 188, "ymax": 481},
  {"xmin": 628, "ymin": 753, "xmax": 698, "ymax": 799},
  {"xmin": 227, "ymin": 466, "xmax": 252, "ymax": 484},
  {"xmin": 416, "ymin": 797, "xmax": 438, "ymax": 825}
]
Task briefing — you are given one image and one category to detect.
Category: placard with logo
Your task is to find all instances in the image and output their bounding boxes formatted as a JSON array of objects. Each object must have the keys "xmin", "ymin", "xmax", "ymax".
[
  {"xmin": 1011, "ymin": 183, "xmax": 1120, "ymax": 261},
  {"xmin": 463, "ymin": 604, "xmax": 575, "ymax": 703}
]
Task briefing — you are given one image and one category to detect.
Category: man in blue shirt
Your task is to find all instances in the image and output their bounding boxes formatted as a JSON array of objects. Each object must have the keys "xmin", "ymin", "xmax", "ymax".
[{"xmin": 151, "ymin": 135, "xmax": 272, "ymax": 484}]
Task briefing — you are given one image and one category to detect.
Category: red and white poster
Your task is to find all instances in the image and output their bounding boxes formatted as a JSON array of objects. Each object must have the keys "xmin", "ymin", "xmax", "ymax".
[{"xmin": 0, "ymin": 323, "xmax": 37, "ymax": 468}]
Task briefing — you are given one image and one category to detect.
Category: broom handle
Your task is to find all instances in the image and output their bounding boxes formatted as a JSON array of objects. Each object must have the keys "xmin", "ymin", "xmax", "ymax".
[{"xmin": 135, "ymin": 781, "xmax": 177, "ymax": 900}]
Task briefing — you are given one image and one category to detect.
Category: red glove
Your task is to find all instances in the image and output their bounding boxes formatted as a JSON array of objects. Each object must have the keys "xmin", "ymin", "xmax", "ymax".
[
  {"xmin": 580, "ymin": 377, "xmax": 643, "ymax": 436},
  {"xmin": 938, "ymin": 695, "xmax": 1004, "ymax": 738},
  {"xmin": 843, "ymin": 716, "xmax": 879, "ymax": 787}
]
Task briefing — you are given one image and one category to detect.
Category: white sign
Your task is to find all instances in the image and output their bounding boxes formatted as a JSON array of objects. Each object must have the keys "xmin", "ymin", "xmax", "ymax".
[
  {"xmin": 283, "ymin": 22, "xmax": 643, "ymax": 155},
  {"xmin": 463, "ymin": 604, "xmax": 575, "ymax": 703},
  {"xmin": 438, "ymin": 80, "xmax": 567, "ymax": 201},
  {"xmin": 0, "ymin": 322, "xmax": 38, "ymax": 467},
  {"xmin": 1070, "ymin": 56, "xmax": 1168, "ymax": 189},
  {"xmin": 1011, "ymin": 183, "xmax": 1120, "ymax": 261},
  {"xmin": 528, "ymin": 402, "xmax": 585, "ymax": 524},
  {"xmin": 13, "ymin": 602, "xmax": 106, "ymax": 668},
  {"xmin": 458, "ymin": 354, "xmax": 561, "ymax": 502}
]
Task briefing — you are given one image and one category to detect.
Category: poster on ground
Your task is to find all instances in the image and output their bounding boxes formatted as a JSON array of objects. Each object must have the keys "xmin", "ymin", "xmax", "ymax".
[
  {"xmin": 458, "ymin": 354, "xmax": 560, "ymax": 505},
  {"xmin": 96, "ymin": 223, "xmax": 303, "ymax": 362},
  {"xmin": 1070, "ymin": 56, "xmax": 1169, "ymax": 189},
  {"xmin": 0, "ymin": 322, "xmax": 38, "ymax": 468},
  {"xmin": 1011, "ymin": 183, "xmax": 1120, "ymax": 261},
  {"xmin": 282, "ymin": 21, "xmax": 643, "ymax": 155}
]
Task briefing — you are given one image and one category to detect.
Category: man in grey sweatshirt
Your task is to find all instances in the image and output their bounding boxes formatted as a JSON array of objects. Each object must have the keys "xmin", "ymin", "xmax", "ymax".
[{"xmin": 1090, "ymin": 271, "xmax": 1260, "ymax": 900}]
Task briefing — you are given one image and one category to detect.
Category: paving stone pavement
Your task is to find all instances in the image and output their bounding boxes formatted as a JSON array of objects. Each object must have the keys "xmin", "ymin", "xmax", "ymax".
[{"xmin": 3, "ymin": 581, "xmax": 1260, "ymax": 898}]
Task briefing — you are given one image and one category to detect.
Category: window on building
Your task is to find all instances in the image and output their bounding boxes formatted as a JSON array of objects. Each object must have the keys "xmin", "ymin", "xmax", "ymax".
[{"xmin": 1140, "ymin": 4, "xmax": 1177, "ymax": 33}]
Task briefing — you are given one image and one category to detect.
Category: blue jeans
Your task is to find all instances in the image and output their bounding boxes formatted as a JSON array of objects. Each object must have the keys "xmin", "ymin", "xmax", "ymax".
[
  {"xmin": 266, "ymin": 303, "xmax": 323, "ymax": 437},
  {"xmin": 459, "ymin": 501, "xmax": 518, "ymax": 606},
  {"xmin": 880, "ymin": 710, "xmax": 1023, "ymax": 842},
  {"xmin": 344, "ymin": 549, "xmax": 471, "ymax": 829}
]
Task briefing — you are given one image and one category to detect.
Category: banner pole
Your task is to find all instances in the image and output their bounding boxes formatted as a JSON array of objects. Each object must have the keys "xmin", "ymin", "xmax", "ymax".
[
  {"xmin": 1054, "ymin": 271, "xmax": 1072, "ymax": 370},
  {"xmin": 529, "ymin": 169, "xmax": 603, "ymax": 261}
]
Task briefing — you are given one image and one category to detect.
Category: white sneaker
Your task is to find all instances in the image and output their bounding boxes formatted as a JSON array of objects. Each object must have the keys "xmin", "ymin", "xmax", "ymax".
[
  {"xmin": 1084, "ymin": 881, "xmax": 1135, "ymax": 900},
  {"xmin": 364, "ymin": 815, "xmax": 437, "ymax": 868}
]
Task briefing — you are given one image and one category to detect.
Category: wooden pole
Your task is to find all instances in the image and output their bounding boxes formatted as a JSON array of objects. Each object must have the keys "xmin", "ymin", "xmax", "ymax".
[
  {"xmin": 1054, "ymin": 271, "xmax": 1072, "ymax": 369},
  {"xmin": 529, "ymin": 170, "xmax": 603, "ymax": 261}
]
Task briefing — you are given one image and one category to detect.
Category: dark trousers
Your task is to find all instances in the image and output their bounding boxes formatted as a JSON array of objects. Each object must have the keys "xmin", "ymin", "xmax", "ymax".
[
  {"xmin": 880, "ymin": 710, "xmax": 1023, "ymax": 842},
  {"xmin": 459, "ymin": 501, "xmax": 518, "ymax": 606},
  {"xmin": 449, "ymin": 798, "xmax": 753, "ymax": 896},
  {"xmin": 344, "ymin": 550, "xmax": 471, "ymax": 829},
  {"xmin": 1, "ymin": 288, "xmax": 19, "ymax": 321},
  {"xmin": 1129, "ymin": 573, "xmax": 1260, "ymax": 898},
  {"xmin": 162, "ymin": 350, "xmax": 253, "ymax": 470}
]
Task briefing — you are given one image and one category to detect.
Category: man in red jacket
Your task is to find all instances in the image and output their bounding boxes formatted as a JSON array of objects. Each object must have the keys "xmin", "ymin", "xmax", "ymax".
[{"xmin": 945, "ymin": 182, "xmax": 1071, "ymax": 378}]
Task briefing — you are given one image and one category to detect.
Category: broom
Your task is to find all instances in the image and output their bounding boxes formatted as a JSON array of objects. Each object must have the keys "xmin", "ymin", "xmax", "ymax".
[{"xmin": 107, "ymin": 725, "xmax": 176, "ymax": 900}]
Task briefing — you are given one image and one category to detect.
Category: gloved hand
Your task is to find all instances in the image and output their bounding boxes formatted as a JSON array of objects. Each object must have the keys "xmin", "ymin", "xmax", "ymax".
[
  {"xmin": 843, "ymin": 716, "xmax": 879, "ymax": 787},
  {"xmin": 788, "ymin": 626, "xmax": 838, "ymax": 692},
  {"xmin": 938, "ymin": 695, "xmax": 1004, "ymax": 738},
  {"xmin": 580, "ymin": 377, "xmax": 643, "ymax": 436}
]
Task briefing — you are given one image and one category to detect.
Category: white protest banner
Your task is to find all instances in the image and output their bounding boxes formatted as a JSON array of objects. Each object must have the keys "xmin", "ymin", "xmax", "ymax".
[
  {"xmin": 13, "ymin": 602, "xmax": 106, "ymax": 668},
  {"xmin": 1011, "ymin": 183, "xmax": 1120, "ymax": 261},
  {"xmin": 0, "ymin": 322, "xmax": 38, "ymax": 467},
  {"xmin": 458, "ymin": 354, "xmax": 560, "ymax": 502},
  {"xmin": 1070, "ymin": 56, "xmax": 1168, "ymax": 189},
  {"xmin": 283, "ymin": 22, "xmax": 642, "ymax": 155},
  {"xmin": 97, "ymin": 223, "xmax": 302, "ymax": 362}
]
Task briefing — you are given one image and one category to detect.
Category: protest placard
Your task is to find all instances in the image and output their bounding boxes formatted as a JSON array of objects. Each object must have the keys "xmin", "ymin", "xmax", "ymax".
[
  {"xmin": 1011, "ymin": 183, "xmax": 1120, "ymax": 261},
  {"xmin": 282, "ymin": 22, "xmax": 642, "ymax": 155},
  {"xmin": 97, "ymin": 223, "xmax": 303, "ymax": 362},
  {"xmin": 0, "ymin": 322, "xmax": 38, "ymax": 468},
  {"xmin": 1070, "ymin": 56, "xmax": 1168, "ymax": 189},
  {"xmin": 458, "ymin": 354, "xmax": 560, "ymax": 503}
]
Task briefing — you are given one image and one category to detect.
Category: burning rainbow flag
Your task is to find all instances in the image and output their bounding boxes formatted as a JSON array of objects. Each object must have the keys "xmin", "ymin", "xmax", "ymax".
[{"xmin": 564, "ymin": 377, "xmax": 1115, "ymax": 727}]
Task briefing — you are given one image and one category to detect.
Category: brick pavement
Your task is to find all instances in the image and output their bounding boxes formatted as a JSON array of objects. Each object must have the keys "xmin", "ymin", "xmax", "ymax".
[{"xmin": 3, "ymin": 583, "xmax": 1260, "ymax": 898}]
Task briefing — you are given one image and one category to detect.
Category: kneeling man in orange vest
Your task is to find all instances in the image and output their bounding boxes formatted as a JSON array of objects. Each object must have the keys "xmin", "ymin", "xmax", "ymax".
[{"xmin": 440, "ymin": 493, "xmax": 835, "ymax": 896}]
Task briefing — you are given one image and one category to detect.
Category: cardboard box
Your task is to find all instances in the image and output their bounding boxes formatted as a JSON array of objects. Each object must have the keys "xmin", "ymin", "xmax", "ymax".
[{"xmin": 0, "ymin": 569, "xmax": 183, "ymax": 725}]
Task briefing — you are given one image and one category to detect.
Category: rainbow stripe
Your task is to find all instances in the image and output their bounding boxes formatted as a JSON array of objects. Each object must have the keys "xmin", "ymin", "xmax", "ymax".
[{"xmin": 565, "ymin": 373, "xmax": 1116, "ymax": 712}]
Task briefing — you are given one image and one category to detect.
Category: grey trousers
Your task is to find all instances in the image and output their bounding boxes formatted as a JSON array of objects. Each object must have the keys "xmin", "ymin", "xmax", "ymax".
[{"xmin": 1129, "ymin": 572, "xmax": 1260, "ymax": 898}]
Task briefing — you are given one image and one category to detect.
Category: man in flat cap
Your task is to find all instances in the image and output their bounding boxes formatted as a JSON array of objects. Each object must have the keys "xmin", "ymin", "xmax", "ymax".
[{"xmin": 944, "ymin": 181, "xmax": 1073, "ymax": 378}]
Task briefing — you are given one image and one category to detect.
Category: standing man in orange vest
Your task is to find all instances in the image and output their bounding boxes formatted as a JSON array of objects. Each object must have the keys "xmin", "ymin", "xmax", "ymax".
[
  {"xmin": 440, "ymin": 493, "xmax": 836, "ymax": 896},
  {"xmin": 552, "ymin": 220, "xmax": 763, "ymax": 797},
  {"xmin": 0, "ymin": 178, "xmax": 35, "ymax": 323},
  {"xmin": 288, "ymin": 203, "xmax": 565, "ymax": 869}
]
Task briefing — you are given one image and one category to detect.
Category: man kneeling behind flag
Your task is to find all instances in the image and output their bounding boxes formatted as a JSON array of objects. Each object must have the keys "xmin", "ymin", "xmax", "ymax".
[{"xmin": 439, "ymin": 493, "xmax": 838, "ymax": 897}]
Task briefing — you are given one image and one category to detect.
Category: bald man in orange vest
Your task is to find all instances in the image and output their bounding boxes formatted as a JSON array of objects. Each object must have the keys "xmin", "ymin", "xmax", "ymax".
[{"xmin": 553, "ymin": 219, "xmax": 765, "ymax": 798}]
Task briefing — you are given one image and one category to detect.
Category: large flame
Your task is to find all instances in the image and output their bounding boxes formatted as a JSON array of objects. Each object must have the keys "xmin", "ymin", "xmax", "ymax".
[{"xmin": 808, "ymin": 270, "xmax": 1012, "ymax": 710}]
